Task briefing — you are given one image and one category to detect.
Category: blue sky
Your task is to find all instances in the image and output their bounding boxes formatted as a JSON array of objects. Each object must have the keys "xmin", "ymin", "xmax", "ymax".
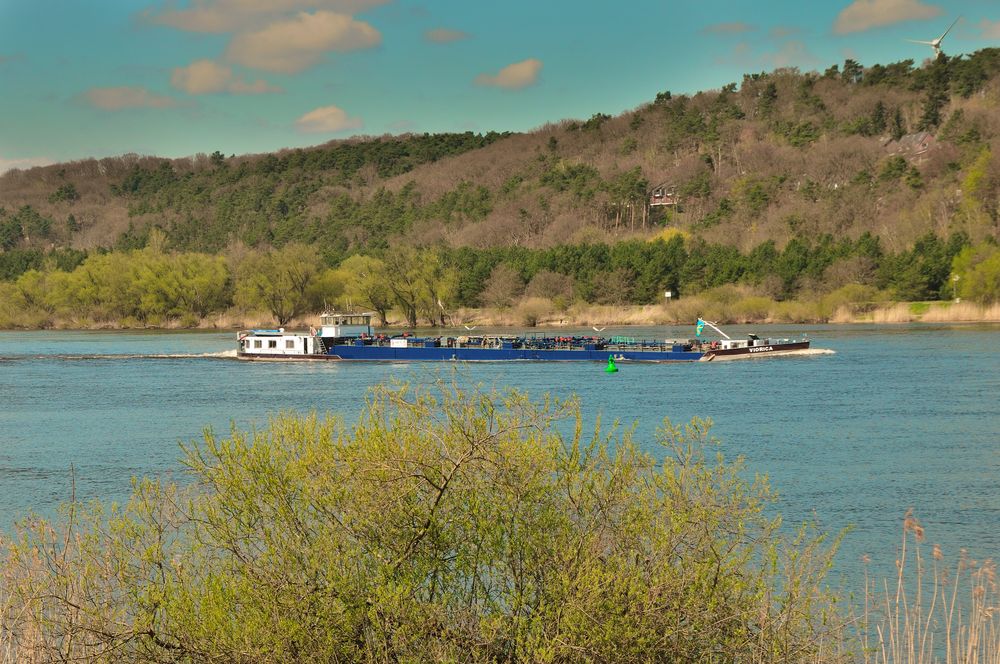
[{"xmin": 2, "ymin": 0, "xmax": 999, "ymax": 172}]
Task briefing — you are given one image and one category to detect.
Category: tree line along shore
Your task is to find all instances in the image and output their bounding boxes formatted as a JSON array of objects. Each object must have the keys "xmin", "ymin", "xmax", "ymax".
[
  {"xmin": 1, "ymin": 231, "xmax": 998, "ymax": 330},
  {"xmin": 5, "ymin": 53, "xmax": 1000, "ymax": 331}
]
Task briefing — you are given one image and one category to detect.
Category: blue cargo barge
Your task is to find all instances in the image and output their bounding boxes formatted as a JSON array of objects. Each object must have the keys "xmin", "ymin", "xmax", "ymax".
[
  {"xmin": 236, "ymin": 313, "xmax": 810, "ymax": 362},
  {"xmin": 237, "ymin": 312, "xmax": 706, "ymax": 362}
]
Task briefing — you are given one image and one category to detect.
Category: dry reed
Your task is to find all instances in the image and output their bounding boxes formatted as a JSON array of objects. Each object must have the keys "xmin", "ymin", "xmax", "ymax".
[
  {"xmin": 3, "ymin": 298, "xmax": 999, "ymax": 331},
  {"xmin": 860, "ymin": 510, "xmax": 1000, "ymax": 664},
  {"xmin": 918, "ymin": 302, "xmax": 1000, "ymax": 323}
]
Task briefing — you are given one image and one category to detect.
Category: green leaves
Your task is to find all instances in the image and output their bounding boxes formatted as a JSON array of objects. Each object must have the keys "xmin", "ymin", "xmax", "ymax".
[
  {"xmin": 233, "ymin": 243, "xmax": 321, "ymax": 325},
  {"xmin": 0, "ymin": 380, "xmax": 844, "ymax": 661},
  {"xmin": 4, "ymin": 246, "xmax": 231, "ymax": 325},
  {"xmin": 950, "ymin": 242, "xmax": 1000, "ymax": 304}
]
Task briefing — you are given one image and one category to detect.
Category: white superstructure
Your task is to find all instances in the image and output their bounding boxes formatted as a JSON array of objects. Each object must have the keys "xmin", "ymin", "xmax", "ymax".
[
  {"xmin": 238, "ymin": 328, "xmax": 317, "ymax": 357},
  {"xmin": 318, "ymin": 312, "xmax": 372, "ymax": 338},
  {"xmin": 237, "ymin": 312, "xmax": 374, "ymax": 359}
]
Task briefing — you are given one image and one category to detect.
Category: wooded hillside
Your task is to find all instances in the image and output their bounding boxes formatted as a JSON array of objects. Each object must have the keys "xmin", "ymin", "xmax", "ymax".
[
  {"xmin": 3, "ymin": 52, "xmax": 1000, "ymax": 328},
  {"xmin": 3, "ymin": 51, "xmax": 1000, "ymax": 260}
]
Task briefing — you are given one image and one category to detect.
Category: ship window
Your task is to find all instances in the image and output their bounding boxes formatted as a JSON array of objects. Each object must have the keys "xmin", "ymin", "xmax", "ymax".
[
  {"xmin": 254, "ymin": 339, "xmax": 262, "ymax": 349},
  {"xmin": 268, "ymin": 340, "xmax": 277, "ymax": 349},
  {"xmin": 285, "ymin": 339, "xmax": 295, "ymax": 349}
]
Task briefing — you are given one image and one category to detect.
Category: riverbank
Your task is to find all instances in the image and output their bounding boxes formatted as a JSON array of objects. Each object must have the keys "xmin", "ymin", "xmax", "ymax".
[
  {"xmin": 3, "ymin": 298, "xmax": 998, "ymax": 331},
  {"xmin": 450, "ymin": 299, "xmax": 1000, "ymax": 328}
]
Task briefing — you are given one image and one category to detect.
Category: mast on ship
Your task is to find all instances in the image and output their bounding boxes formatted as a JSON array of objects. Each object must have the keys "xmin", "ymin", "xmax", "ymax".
[{"xmin": 697, "ymin": 318, "xmax": 730, "ymax": 339}]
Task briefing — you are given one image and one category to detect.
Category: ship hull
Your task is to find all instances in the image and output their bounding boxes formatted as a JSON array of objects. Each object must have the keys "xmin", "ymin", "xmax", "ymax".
[
  {"xmin": 239, "ymin": 346, "xmax": 705, "ymax": 362},
  {"xmin": 703, "ymin": 340, "xmax": 810, "ymax": 360}
]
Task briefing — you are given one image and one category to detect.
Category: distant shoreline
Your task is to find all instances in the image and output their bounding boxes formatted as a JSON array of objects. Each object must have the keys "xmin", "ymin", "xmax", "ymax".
[{"xmin": 2, "ymin": 300, "xmax": 998, "ymax": 331}]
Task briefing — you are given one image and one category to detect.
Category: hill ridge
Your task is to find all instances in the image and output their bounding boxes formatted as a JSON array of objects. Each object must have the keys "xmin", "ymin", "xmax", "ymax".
[{"xmin": 3, "ymin": 51, "xmax": 1000, "ymax": 258}]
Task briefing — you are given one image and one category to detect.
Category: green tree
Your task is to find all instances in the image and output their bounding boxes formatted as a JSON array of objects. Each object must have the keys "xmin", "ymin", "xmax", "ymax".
[
  {"xmin": 48, "ymin": 183, "xmax": 80, "ymax": 204},
  {"xmin": 842, "ymin": 58, "xmax": 863, "ymax": 84},
  {"xmin": 950, "ymin": 242, "xmax": 1000, "ymax": 303},
  {"xmin": 891, "ymin": 106, "xmax": 906, "ymax": 140},
  {"xmin": 305, "ymin": 267, "xmax": 348, "ymax": 312},
  {"xmin": 8, "ymin": 206, "xmax": 53, "ymax": 243},
  {"xmin": 604, "ymin": 167, "xmax": 649, "ymax": 230},
  {"xmin": 338, "ymin": 254, "xmax": 394, "ymax": 325},
  {"xmin": 0, "ymin": 215, "xmax": 19, "ymax": 250},
  {"xmin": 871, "ymin": 100, "xmax": 887, "ymax": 133},
  {"xmin": 917, "ymin": 58, "xmax": 950, "ymax": 131},
  {"xmin": 415, "ymin": 248, "xmax": 459, "ymax": 326},
  {"xmin": 0, "ymin": 249, "xmax": 43, "ymax": 280},
  {"xmin": 759, "ymin": 81, "xmax": 778, "ymax": 116},
  {"xmin": 381, "ymin": 245, "xmax": 425, "ymax": 327},
  {"xmin": 234, "ymin": 243, "xmax": 322, "ymax": 325},
  {"xmin": 163, "ymin": 252, "xmax": 232, "ymax": 318}
]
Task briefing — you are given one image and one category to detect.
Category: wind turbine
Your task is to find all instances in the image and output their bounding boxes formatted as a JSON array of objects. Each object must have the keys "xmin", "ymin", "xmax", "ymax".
[{"xmin": 907, "ymin": 16, "xmax": 960, "ymax": 57}]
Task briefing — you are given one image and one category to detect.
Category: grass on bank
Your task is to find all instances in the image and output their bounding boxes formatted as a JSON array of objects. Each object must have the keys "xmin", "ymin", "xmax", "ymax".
[
  {"xmin": 2, "ymin": 284, "xmax": 1000, "ymax": 331},
  {"xmin": 458, "ymin": 284, "xmax": 1000, "ymax": 328}
]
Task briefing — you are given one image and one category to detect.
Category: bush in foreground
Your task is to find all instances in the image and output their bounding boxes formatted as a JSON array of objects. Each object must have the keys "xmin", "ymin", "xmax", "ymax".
[{"xmin": 0, "ymin": 381, "xmax": 847, "ymax": 662}]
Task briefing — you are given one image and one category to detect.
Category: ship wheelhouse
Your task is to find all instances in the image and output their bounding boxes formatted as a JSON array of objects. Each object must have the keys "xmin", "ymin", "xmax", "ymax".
[{"xmin": 319, "ymin": 312, "xmax": 373, "ymax": 338}]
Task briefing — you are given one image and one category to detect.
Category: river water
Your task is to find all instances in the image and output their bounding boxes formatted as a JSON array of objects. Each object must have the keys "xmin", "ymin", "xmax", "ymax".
[{"xmin": 1, "ymin": 324, "xmax": 998, "ymax": 585}]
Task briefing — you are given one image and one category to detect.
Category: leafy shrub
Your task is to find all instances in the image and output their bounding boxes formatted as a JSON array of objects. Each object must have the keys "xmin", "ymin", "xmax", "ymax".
[{"xmin": 0, "ymin": 381, "xmax": 845, "ymax": 662}]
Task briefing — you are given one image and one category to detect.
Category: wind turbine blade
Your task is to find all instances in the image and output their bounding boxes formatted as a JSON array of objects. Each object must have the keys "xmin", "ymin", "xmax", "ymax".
[
  {"xmin": 906, "ymin": 39, "xmax": 934, "ymax": 45},
  {"xmin": 938, "ymin": 16, "xmax": 961, "ymax": 41}
]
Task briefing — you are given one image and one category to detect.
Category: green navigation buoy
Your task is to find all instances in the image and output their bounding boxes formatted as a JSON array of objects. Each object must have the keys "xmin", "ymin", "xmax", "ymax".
[{"xmin": 605, "ymin": 355, "xmax": 618, "ymax": 373}]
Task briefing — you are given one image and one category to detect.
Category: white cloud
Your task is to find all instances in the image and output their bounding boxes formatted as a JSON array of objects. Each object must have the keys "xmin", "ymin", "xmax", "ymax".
[
  {"xmin": 474, "ymin": 58, "xmax": 542, "ymax": 90},
  {"xmin": 760, "ymin": 40, "xmax": 820, "ymax": 67},
  {"xmin": 714, "ymin": 40, "xmax": 818, "ymax": 68},
  {"xmin": 295, "ymin": 104, "xmax": 363, "ymax": 133},
  {"xmin": 171, "ymin": 59, "xmax": 281, "ymax": 94},
  {"xmin": 171, "ymin": 59, "xmax": 230, "ymax": 93},
  {"xmin": 978, "ymin": 18, "xmax": 1000, "ymax": 39},
  {"xmin": 226, "ymin": 10, "xmax": 381, "ymax": 73},
  {"xmin": 145, "ymin": 0, "xmax": 389, "ymax": 33},
  {"xmin": 834, "ymin": 0, "xmax": 941, "ymax": 34},
  {"xmin": 82, "ymin": 86, "xmax": 178, "ymax": 110},
  {"xmin": 0, "ymin": 155, "xmax": 55, "ymax": 174},
  {"xmin": 425, "ymin": 28, "xmax": 469, "ymax": 43},
  {"xmin": 229, "ymin": 79, "xmax": 283, "ymax": 94}
]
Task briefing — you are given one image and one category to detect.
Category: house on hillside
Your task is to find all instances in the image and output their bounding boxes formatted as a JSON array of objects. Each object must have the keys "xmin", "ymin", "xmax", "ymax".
[
  {"xmin": 649, "ymin": 183, "xmax": 678, "ymax": 207},
  {"xmin": 882, "ymin": 132, "xmax": 939, "ymax": 164}
]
